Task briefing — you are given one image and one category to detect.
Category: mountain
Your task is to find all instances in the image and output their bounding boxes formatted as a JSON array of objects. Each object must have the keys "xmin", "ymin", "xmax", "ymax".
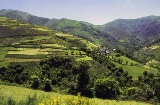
[
  {"xmin": 0, "ymin": 9, "xmax": 126, "ymax": 51},
  {"xmin": 97, "ymin": 16, "xmax": 160, "ymax": 53},
  {"xmin": 100, "ymin": 16, "xmax": 160, "ymax": 33},
  {"xmin": 0, "ymin": 16, "xmax": 51, "ymax": 37},
  {"xmin": 44, "ymin": 18, "xmax": 126, "ymax": 51},
  {"xmin": 1, "ymin": 9, "xmax": 160, "ymax": 58},
  {"xmin": 0, "ymin": 9, "xmax": 50, "ymax": 25}
]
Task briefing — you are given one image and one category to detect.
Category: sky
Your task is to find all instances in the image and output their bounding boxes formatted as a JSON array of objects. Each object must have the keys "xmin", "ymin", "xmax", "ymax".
[{"xmin": 0, "ymin": 0, "xmax": 160, "ymax": 25}]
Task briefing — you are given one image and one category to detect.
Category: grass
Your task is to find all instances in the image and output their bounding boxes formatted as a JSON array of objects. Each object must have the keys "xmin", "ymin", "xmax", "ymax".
[
  {"xmin": 0, "ymin": 47, "xmax": 9, "ymax": 61},
  {"xmin": 7, "ymin": 48, "xmax": 49, "ymax": 55},
  {"xmin": 76, "ymin": 56, "xmax": 93, "ymax": 61},
  {"xmin": 42, "ymin": 44, "xmax": 66, "ymax": 49},
  {"xmin": 0, "ymin": 62, "xmax": 10, "ymax": 67},
  {"xmin": 3, "ymin": 58, "xmax": 41, "ymax": 62},
  {"xmin": 145, "ymin": 60, "xmax": 160, "ymax": 69},
  {"xmin": 40, "ymin": 48, "xmax": 64, "ymax": 52},
  {"xmin": 0, "ymin": 52, "xmax": 7, "ymax": 62},
  {"xmin": 0, "ymin": 17, "xmax": 8, "ymax": 21},
  {"xmin": 0, "ymin": 85, "xmax": 151, "ymax": 105},
  {"xmin": 119, "ymin": 56, "xmax": 138, "ymax": 65},
  {"xmin": 113, "ymin": 62, "xmax": 159, "ymax": 79},
  {"xmin": 119, "ymin": 40, "xmax": 125, "ymax": 43},
  {"xmin": 16, "ymin": 45, "xmax": 41, "ymax": 48},
  {"xmin": 148, "ymin": 45, "xmax": 160, "ymax": 50},
  {"xmin": 109, "ymin": 54, "xmax": 160, "ymax": 79},
  {"xmin": 56, "ymin": 32, "xmax": 73, "ymax": 37},
  {"xmin": 20, "ymin": 36, "xmax": 52, "ymax": 43},
  {"xmin": 31, "ymin": 27, "xmax": 52, "ymax": 32}
]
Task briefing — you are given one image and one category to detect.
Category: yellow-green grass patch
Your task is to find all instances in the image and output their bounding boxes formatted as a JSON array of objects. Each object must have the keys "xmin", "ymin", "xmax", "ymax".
[
  {"xmin": 113, "ymin": 62, "xmax": 159, "ymax": 79},
  {"xmin": 56, "ymin": 32, "xmax": 73, "ymax": 37},
  {"xmin": 119, "ymin": 39, "xmax": 125, "ymax": 43},
  {"xmin": 0, "ymin": 17, "xmax": 8, "ymax": 21},
  {"xmin": 119, "ymin": 56, "xmax": 139, "ymax": 65},
  {"xmin": 40, "ymin": 48, "xmax": 64, "ymax": 52},
  {"xmin": 3, "ymin": 58, "xmax": 41, "ymax": 62},
  {"xmin": 0, "ymin": 85, "xmax": 151, "ymax": 105},
  {"xmin": 146, "ymin": 60, "xmax": 160, "ymax": 65},
  {"xmin": 76, "ymin": 56, "xmax": 93, "ymax": 61},
  {"xmin": 0, "ymin": 53, "xmax": 7, "ymax": 62},
  {"xmin": 7, "ymin": 48, "xmax": 49, "ymax": 55},
  {"xmin": 16, "ymin": 44, "xmax": 41, "ymax": 48},
  {"xmin": 0, "ymin": 62, "xmax": 10, "ymax": 67},
  {"xmin": 31, "ymin": 27, "xmax": 52, "ymax": 32},
  {"xmin": 42, "ymin": 44, "xmax": 66, "ymax": 49},
  {"xmin": 150, "ymin": 45, "xmax": 160, "ymax": 50}
]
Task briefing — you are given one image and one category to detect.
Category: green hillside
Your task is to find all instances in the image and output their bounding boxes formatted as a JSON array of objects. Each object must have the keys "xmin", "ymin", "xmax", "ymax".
[
  {"xmin": 133, "ymin": 37, "xmax": 160, "ymax": 64},
  {"xmin": 0, "ymin": 14, "xmax": 160, "ymax": 104},
  {"xmin": 0, "ymin": 9, "xmax": 50, "ymax": 25},
  {"xmin": 0, "ymin": 16, "xmax": 98, "ymax": 66},
  {"xmin": 0, "ymin": 9, "xmax": 127, "ymax": 52},
  {"xmin": 0, "ymin": 85, "xmax": 150, "ymax": 105}
]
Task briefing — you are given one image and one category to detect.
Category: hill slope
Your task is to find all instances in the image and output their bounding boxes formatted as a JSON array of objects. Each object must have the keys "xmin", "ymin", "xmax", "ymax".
[
  {"xmin": 0, "ymin": 85, "xmax": 150, "ymax": 105},
  {"xmin": 97, "ymin": 16, "xmax": 160, "ymax": 56},
  {"xmin": 0, "ymin": 9, "xmax": 126, "ymax": 52},
  {"xmin": 0, "ymin": 9, "xmax": 50, "ymax": 25}
]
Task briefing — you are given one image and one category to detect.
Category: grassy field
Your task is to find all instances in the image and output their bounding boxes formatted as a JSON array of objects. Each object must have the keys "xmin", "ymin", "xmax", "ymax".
[
  {"xmin": 113, "ymin": 62, "xmax": 159, "ymax": 79},
  {"xmin": 111, "ymin": 55, "xmax": 159, "ymax": 79},
  {"xmin": 0, "ymin": 85, "xmax": 151, "ymax": 105},
  {"xmin": 145, "ymin": 60, "xmax": 160, "ymax": 69},
  {"xmin": 42, "ymin": 44, "xmax": 66, "ymax": 49},
  {"xmin": 3, "ymin": 58, "xmax": 41, "ymax": 62},
  {"xmin": 20, "ymin": 36, "xmax": 52, "ymax": 43},
  {"xmin": 0, "ymin": 47, "xmax": 10, "ymax": 62},
  {"xmin": 76, "ymin": 56, "xmax": 93, "ymax": 61},
  {"xmin": 119, "ymin": 56, "xmax": 138, "ymax": 65},
  {"xmin": 31, "ymin": 27, "xmax": 52, "ymax": 32},
  {"xmin": 56, "ymin": 32, "xmax": 73, "ymax": 37},
  {"xmin": 0, "ymin": 17, "xmax": 9, "ymax": 22},
  {"xmin": 0, "ymin": 62, "xmax": 10, "ymax": 67}
]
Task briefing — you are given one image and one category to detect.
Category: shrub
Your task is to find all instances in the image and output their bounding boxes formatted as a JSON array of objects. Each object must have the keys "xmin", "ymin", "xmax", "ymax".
[
  {"xmin": 94, "ymin": 77, "xmax": 120, "ymax": 99},
  {"xmin": 39, "ymin": 93, "xmax": 96, "ymax": 105}
]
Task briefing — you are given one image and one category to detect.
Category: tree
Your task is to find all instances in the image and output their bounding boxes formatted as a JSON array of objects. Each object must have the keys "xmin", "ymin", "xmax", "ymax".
[
  {"xmin": 44, "ymin": 79, "xmax": 52, "ymax": 92},
  {"xmin": 76, "ymin": 61, "xmax": 91, "ymax": 96},
  {"xmin": 126, "ymin": 61, "xmax": 128, "ymax": 65},
  {"xmin": 94, "ymin": 78, "xmax": 119, "ymax": 99},
  {"xmin": 143, "ymin": 71, "xmax": 148, "ymax": 76},
  {"xmin": 31, "ymin": 75, "xmax": 40, "ymax": 90}
]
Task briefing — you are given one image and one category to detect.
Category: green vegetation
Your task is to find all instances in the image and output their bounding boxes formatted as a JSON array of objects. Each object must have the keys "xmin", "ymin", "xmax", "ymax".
[
  {"xmin": 42, "ymin": 44, "xmax": 66, "ymax": 49},
  {"xmin": 76, "ymin": 56, "xmax": 93, "ymax": 61},
  {"xmin": 0, "ymin": 85, "xmax": 151, "ymax": 105},
  {"xmin": 0, "ymin": 15, "xmax": 160, "ymax": 105}
]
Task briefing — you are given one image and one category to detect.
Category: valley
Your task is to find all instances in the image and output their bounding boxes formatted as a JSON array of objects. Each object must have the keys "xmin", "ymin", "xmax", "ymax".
[{"xmin": 0, "ymin": 9, "xmax": 160, "ymax": 105}]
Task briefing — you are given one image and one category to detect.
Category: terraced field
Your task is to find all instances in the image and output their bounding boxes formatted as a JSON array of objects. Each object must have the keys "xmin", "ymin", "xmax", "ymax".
[{"xmin": 0, "ymin": 31, "xmax": 96, "ymax": 63}]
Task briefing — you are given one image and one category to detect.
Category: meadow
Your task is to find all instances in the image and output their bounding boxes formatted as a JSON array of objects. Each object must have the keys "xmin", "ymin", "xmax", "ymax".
[
  {"xmin": 0, "ymin": 85, "xmax": 151, "ymax": 105},
  {"xmin": 110, "ymin": 53, "xmax": 159, "ymax": 79}
]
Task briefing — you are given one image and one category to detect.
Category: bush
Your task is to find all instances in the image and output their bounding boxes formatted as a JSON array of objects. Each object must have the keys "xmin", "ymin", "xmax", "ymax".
[
  {"xmin": 94, "ymin": 78, "xmax": 119, "ymax": 99},
  {"xmin": 39, "ymin": 93, "xmax": 96, "ymax": 105},
  {"xmin": 44, "ymin": 79, "xmax": 52, "ymax": 92}
]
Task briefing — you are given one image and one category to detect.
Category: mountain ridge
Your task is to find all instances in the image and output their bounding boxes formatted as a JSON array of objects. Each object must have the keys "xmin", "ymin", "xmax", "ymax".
[
  {"xmin": 0, "ymin": 9, "xmax": 50, "ymax": 26},
  {"xmin": 1, "ymin": 9, "xmax": 160, "ymax": 57}
]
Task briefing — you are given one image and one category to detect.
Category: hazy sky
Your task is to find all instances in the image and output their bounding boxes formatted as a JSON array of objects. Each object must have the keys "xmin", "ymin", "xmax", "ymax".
[{"xmin": 0, "ymin": 0, "xmax": 160, "ymax": 25}]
